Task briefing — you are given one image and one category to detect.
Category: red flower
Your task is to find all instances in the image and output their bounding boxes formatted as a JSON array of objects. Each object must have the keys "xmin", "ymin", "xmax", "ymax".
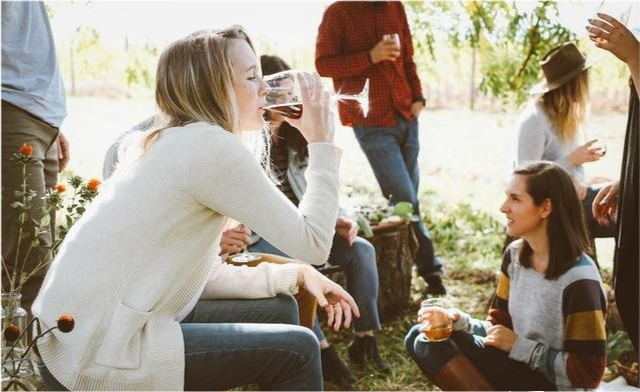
[
  {"xmin": 3, "ymin": 323, "xmax": 20, "ymax": 342},
  {"xmin": 55, "ymin": 184, "xmax": 67, "ymax": 193},
  {"xmin": 56, "ymin": 314, "xmax": 75, "ymax": 333},
  {"xmin": 19, "ymin": 143, "xmax": 34, "ymax": 157},
  {"xmin": 87, "ymin": 178, "xmax": 101, "ymax": 192}
]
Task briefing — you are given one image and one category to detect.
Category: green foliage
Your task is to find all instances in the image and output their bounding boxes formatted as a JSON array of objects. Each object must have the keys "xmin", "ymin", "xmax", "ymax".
[
  {"xmin": 607, "ymin": 330, "xmax": 636, "ymax": 364},
  {"xmin": 424, "ymin": 201, "xmax": 505, "ymax": 272},
  {"xmin": 406, "ymin": 1, "xmax": 575, "ymax": 107}
]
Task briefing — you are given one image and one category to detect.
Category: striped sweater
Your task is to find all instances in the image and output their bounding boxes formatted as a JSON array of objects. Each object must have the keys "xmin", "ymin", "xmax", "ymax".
[{"xmin": 454, "ymin": 240, "xmax": 606, "ymax": 390}]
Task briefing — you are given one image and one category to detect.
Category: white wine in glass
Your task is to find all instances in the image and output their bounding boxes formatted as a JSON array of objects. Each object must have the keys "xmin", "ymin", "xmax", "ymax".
[{"xmin": 264, "ymin": 70, "xmax": 370, "ymax": 119}]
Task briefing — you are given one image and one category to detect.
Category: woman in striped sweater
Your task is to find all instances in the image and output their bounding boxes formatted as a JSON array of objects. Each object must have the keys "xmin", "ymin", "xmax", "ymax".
[{"xmin": 405, "ymin": 161, "xmax": 606, "ymax": 390}]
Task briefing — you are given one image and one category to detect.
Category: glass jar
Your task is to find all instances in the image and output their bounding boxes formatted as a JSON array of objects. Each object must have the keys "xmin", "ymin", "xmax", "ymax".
[{"xmin": 0, "ymin": 293, "xmax": 29, "ymax": 348}]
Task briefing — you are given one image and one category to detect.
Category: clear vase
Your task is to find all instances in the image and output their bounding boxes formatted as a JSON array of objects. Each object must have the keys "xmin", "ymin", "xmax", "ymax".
[
  {"xmin": 1, "ymin": 293, "xmax": 37, "ymax": 391},
  {"xmin": 1, "ymin": 293, "xmax": 28, "ymax": 350}
]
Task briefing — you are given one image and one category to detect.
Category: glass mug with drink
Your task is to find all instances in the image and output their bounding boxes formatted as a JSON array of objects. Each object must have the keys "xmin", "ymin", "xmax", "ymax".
[
  {"xmin": 263, "ymin": 70, "xmax": 370, "ymax": 119},
  {"xmin": 419, "ymin": 298, "xmax": 454, "ymax": 342},
  {"xmin": 382, "ymin": 33, "xmax": 401, "ymax": 50}
]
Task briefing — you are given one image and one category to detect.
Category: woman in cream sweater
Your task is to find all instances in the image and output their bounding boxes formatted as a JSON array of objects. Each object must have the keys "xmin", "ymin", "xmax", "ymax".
[{"xmin": 33, "ymin": 26, "xmax": 358, "ymax": 391}]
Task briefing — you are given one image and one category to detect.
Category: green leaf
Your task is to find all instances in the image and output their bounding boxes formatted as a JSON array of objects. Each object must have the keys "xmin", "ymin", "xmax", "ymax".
[
  {"xmin": 394, "ymin": 201, "xmax": 413, "ymax": 217},
  {"xmin": 357, "ymin": 215, "xmax": 374, "ymax": 238}
]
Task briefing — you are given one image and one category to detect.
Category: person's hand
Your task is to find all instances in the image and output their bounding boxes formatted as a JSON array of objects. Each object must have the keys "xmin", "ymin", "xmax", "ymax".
[
  {"xmin": 289, "ymin": 72, "xmax": 335, "ymax": 144},
  {"xmin": 569, "ymin": 139, "xmax": 604, "ymax": 165},
  {"xmin": 296, "ymin": 265, "xmax": 360, "ymax": 332},
  {"xmin": 417, "ymin": 306, "xmax": 462, "ymax": 324},
  {"xmin": 484, "ymin": 324, "xmax": 517, "ymax": 352},
  {"xmin": 410, "ymin": 101, "xmax": 425, "ymax": 118},
  {"xmin": 219, "ymin": 224, "xmax": 252, "ymax": 258},
  {"xmin": 369, "ymin": 37, "xmax": 401, "ymax": 64},
  {"xmin": 592, "ymin": 180, "xmax": 620, "ymax": 226},
  {"xmin": 335, "ymin": 217, "xmax": 357, "ymax": 246},
  {"xmin": 57, "ymin": 132, "xmax": 70, "ymax": 172},
  {"xmin": 587, "ymin": 13, "xmax": 640, "ymax": 65}
]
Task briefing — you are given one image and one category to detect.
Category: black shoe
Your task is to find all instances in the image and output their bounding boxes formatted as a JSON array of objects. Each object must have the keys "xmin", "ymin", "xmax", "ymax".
[
  {"xmin": 425, "ymin": 275, "xmax": 447, "ymax": 297},
  {"xmin": 347, "ymin": 336, "xmax": 390, "ymax": 373},
  {"xmin": 321, "ymin": 346, "xmax": 357, "ymax": 385}
]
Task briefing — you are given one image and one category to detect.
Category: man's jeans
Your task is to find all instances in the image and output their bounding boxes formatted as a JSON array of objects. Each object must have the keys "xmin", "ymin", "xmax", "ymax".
[
  {"xmin": 37, "ymin": 295, "xmax": 322, "ymax": 391},
  {"xmin": 249, "ymin": 234, "xmax": 381, "ymax": 342},
  {"xmin": 353, "ymin": 116, "xmax": 443, "ymax": 279}
]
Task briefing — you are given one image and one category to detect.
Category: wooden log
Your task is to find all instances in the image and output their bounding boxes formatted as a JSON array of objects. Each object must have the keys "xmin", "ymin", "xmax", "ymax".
[{"xmin": 365, "ymin": 221, "xmax": 418, "ymax": 322}]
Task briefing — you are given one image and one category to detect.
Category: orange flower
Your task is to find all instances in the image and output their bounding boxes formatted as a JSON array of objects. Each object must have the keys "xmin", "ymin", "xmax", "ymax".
[
  {"xmin": 3, "ymin": 323, "xmax": 20, "ymax": 342},
  {"xmin": 87, "ymin": 178, "xmax": 102, "ymax": 192},
  {"xmin": 56, "ymin": 314, "xmax": 75, "ymax": 333},
  {"xmin": 55, "ymin": 184, "xmax": 67, "ymax": 193},
  {"xmin": 19, "ymin": 143, "xmax": 34, "ymax": 157}
]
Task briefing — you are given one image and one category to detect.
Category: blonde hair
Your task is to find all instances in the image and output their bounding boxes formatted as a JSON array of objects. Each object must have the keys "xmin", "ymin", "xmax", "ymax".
[
  {"xmin": 540, "ymin": 69, "xmax": 589, "ymax": 143},
  {"xmin": 144, "ymin": 25, "xmax": 254, "ymax": 151}
]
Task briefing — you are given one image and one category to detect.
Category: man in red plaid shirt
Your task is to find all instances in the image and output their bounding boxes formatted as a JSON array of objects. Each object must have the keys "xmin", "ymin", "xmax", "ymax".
[{"xmin": 316, "ymin": 2, "xmax": 445, "ymax": 298}]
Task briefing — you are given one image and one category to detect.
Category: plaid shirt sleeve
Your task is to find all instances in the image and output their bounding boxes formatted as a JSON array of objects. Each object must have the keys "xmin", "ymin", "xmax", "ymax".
[{"xmin": 315, "ymin": 4, "xmax": 372, "ymax": 78}]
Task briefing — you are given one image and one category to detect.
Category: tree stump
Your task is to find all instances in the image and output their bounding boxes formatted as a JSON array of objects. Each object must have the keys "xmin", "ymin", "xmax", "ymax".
[{"xmin": 365, "ymin": 221, "xmax": 418, "ymax": 322}]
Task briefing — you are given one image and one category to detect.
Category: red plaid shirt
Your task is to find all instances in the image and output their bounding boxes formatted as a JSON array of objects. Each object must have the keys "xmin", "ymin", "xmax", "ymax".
[{"xmin": 315, "ymin": 1, "xmax": 424, "ymax": 127}]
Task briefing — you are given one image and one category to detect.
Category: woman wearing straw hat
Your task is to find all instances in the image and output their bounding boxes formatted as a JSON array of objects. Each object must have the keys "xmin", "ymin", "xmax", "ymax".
[{"xmin": 514, "ymin": 42, "xmax": 615, "ymax": 262}]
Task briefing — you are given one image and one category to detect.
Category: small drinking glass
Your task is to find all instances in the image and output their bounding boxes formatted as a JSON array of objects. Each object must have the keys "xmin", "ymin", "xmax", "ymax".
[
  {"xmin": 586, "ymin": 130, "xmax": 608, "ymax": 157},
  {"xmin": 382, "ymin": 33, "xmax": 401, "ymax": 49},
  {"xmin": 419, "ymin": 298, "xmax": 453, "ymax": 342},
  {"xmin": 264, "ymin": 70, "xmax": 370, "ymax": 119}
]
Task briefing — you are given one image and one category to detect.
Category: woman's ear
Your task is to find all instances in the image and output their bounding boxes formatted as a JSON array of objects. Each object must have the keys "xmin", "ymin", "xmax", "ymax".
[{"xmin": 540, "ymin": 198, "xmax": 553, "ymax": 219}]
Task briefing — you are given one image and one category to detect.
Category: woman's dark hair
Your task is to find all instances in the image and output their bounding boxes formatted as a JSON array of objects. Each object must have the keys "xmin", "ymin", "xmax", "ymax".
[
  {"xmin": 260, "ymin": 55, "xmax": 309, "ymax": 160},
  {"xmin": 513, "ymin": 161, "xmax": 592, "ymax": 279}
]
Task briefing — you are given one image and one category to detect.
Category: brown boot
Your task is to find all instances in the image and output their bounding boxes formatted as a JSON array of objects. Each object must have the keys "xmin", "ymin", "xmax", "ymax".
[{"xmin": 433, "ymin": 352, "xmax": 495, "ymax": 391}]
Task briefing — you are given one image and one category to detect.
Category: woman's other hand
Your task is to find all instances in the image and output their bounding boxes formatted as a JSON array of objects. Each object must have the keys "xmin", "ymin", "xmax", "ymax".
[
  {"xmin": 587, "ymin": 13, "xmax": 639, "ymax": 65},
  {"xmin": 219, "ymin": 224, "xmax": 252, "ymax": 258},
  {"xmin": 569, "ymin": 139, "xmax": 604, "ymax": 165},
  {"xmin": 335, "ymin": 217, "xmax": 358, "ymax": 246},
  {"xmin": 592, "ymin": 180, "xmax": 620, "ymax": 226},
  {"xmin": 417, "ymin": 305, "xmax": 462, "ymax": 325},
  {"xmin": 296, "ymin": 265, "xmax": 360, "ymax": 332},
  {"xmin": 484, "ymin": 324, "xmax": 517, "ymax": 352},
  {"xmin": 289, "ymin": 72, "xmax": 335, "ymax": 144}
]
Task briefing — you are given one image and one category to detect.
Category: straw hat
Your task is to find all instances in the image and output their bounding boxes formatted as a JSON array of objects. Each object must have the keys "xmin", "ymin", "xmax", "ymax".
[{"xmin": 529, "ymin": 42, "xmax": 594, "ymax": 95}]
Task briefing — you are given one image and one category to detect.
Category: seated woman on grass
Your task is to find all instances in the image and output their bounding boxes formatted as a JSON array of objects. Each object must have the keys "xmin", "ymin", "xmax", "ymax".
[
  {"xmin": 405, "ymin": 161, "xmax": 606, "ymax": 391},
  {"xmin": 32, "ymin": 25, "xmax": 358, "ymax": 391}
]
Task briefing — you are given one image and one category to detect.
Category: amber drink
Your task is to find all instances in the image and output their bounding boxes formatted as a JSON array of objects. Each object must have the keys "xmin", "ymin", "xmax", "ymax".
[{"xmin": 420, "ymin": 298, "xmax": 453, "ymax": 342}]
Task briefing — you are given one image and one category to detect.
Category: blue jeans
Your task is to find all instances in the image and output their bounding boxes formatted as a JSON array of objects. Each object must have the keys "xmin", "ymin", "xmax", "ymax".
[
  {"xmin": 404, "ymin": 324, "xmax": 556, "ymax": 391},
  {"xmin": 37, "ymin": 295, "xmax": 322, "ymax": 391},
  {"xmin": 353, "ymin": 116, "xmax": 443, "ymax": 279},
  {"xmin": 249, "ymin": 234, "xmax": 381, "ymax": 341}
]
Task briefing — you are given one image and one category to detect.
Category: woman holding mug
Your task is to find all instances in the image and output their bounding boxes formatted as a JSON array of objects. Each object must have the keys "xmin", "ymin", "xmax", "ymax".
[{"xmin": 405, "ymin": 161, "xmax": 606, "ymax": 390}]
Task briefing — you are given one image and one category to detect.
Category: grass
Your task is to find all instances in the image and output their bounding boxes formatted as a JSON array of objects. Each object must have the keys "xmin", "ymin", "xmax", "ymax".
[{"xmin": 61, "ymin": 97, "xmax": 632, "ymax": 390}]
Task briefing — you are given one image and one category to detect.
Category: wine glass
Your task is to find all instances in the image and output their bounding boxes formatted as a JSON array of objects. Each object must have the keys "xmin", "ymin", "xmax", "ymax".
[
  {"xmin": 228, "ymin": 225, "xmax": 261, "ymax": 264},
  {"xmin": 229, "ymin": 247, "xmax": 261, "ymax": 264},
  {"xmin": 264, "ymin": 70, "xmax": 370, "ymax": 119}
]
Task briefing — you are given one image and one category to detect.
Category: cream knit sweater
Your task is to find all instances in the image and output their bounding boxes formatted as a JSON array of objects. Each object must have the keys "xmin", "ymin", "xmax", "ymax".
[{"xmin": 32, "ymin": 122, "xmax": 342, "ymax": 391}]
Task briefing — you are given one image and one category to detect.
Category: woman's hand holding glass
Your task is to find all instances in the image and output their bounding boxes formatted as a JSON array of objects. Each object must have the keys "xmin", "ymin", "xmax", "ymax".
[
  {"xmin": 569, "ymin": 139, "xmax": 605, "ymax": 165},
  {"xmin": 587, "ymin": 12, "xmax": 639, "ymax": 64},
  {"xmin": 417, "ymin": 298, "xmax": 460, "ymax": 342},
  {"xmin": 297, "ymin": 264, "xmax": 360, "ymax": 332}
]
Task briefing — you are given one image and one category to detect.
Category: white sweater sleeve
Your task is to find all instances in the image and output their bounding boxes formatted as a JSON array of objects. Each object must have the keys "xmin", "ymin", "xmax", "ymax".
[{"xmin": 186, "ymin": 129, "xmax": 342, "ymax": 266}]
